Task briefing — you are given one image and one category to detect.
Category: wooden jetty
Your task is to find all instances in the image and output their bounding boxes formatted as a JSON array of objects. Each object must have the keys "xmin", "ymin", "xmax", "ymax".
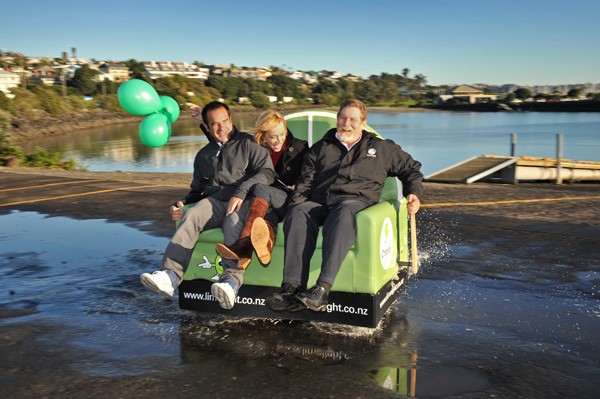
[{"xmin": 426, "ymin": 155, "xmax": 600, "ymax": 184}]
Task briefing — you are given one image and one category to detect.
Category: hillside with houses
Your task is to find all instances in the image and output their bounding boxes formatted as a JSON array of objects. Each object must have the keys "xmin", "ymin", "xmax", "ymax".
[{"xmin": 1, "ymin": 48, "xmax": 599, "ymax": 112}]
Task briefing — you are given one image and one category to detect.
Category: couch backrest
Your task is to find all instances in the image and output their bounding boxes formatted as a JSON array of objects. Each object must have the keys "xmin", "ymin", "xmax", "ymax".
[{"xmin": 284, "ymin": 110, "xmax": 400, "ymax": 202}]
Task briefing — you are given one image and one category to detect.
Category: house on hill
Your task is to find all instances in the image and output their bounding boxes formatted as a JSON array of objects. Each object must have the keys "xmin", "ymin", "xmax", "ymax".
[
  {"xmin": 0, "ymin": 70, "xmax": 21, "ymax": 97},
  {"xmin": 98, "ymin": 63, "xmax": 130, "ymax": 82},
  {"xmin": 438, "ymin": 85, "xmax": 498, "ymax": 104}
]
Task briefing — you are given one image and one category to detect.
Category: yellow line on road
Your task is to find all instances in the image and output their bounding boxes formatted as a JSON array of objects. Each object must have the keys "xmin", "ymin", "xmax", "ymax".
[
  {"xmin": 0, "ymin": 179, "xmax": 107, "ymax": 193},
  {"xmin": 423, "ymin": 195, "xmax": 600, "ymax": 208},
  {"xmin": 0, "ymin": 184, "xmax": 187, "ymax": 207}
]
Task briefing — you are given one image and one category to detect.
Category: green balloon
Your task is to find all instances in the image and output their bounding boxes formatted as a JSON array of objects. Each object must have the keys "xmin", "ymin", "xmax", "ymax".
[
  {"xmin": 139, "ymin": 114, "xmax": 170, "ymax": 148},
  {"xmin": 118, "ymin": 79, "xmax": 162, "ymax": 116},
  {"xmin": 160, "ymin": 95, "xmax": 180, "ymax": 123},
  {"xmin": 166, "ymin": 119, "xmax": 173, "ymax": 138}
]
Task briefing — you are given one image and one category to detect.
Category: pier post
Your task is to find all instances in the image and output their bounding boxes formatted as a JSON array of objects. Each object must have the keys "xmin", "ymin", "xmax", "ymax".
[
  {"xmin": 510, "ymin": 133, "xmax": 517, "ymax": 157},
  {"xmin": 556, "ymin": 133, "xmax": 563, "ymax": 184}
]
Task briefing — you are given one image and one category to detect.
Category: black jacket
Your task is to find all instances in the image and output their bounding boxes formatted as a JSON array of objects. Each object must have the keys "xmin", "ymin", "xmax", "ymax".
[
  {"xmin": 184, "ymin": 126, "xmax": 275, "ymax": 204},
  {"xmin": 272, "ymin": 131, "xmax": 308, "ymax": 190},
  {"xmin": 291, "ymin": 128, "xmax": 423, "ymax": 206}
]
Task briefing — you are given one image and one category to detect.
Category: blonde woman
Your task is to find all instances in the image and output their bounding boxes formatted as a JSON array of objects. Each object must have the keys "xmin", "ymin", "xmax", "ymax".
[{"xmin": 215, "ymin": 110, "xmax": 308, "ymax": 271}]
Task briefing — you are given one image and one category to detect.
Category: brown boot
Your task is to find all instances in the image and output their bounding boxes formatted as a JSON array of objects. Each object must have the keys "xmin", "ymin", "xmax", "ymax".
[
  {"xmin": 215, "ymin": 236, "xmax": 251, "ymax": 260},
  {"xmin": 215, "ymin": 198, "xmax": 269, "ymax": 268},
  {"xmin": 250, "ymin": 217, "xmax": 276, "ymax": 265}
]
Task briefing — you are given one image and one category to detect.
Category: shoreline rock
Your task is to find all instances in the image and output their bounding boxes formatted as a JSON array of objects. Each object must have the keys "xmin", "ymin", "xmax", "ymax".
[{"xmin": 7, "ymin": 110, "xmax": 141, "ymax": 144}]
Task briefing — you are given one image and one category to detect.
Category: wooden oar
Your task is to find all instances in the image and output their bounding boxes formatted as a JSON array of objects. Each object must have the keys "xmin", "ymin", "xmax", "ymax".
[{"xmin": 410, "ymin": 213, "xmax": 418, "ymax": 275}]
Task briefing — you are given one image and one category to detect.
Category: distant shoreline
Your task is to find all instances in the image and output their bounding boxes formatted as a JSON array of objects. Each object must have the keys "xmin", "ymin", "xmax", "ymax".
[{"xmin": 7, "ymin": 105, "xmax": 428, "ymax": 144}]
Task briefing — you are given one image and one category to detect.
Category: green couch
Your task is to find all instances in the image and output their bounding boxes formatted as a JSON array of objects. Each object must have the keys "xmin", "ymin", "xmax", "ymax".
[{"xmin": 181, "ymin": 110, "xmax": 408, "ymax": 294}]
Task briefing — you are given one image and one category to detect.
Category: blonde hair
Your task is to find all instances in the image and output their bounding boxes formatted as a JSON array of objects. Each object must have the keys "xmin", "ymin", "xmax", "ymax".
[
  {"xmin": 337, "ymin": 99, "xmax": 368, "ymax": 122},
  {"xmin": 254, "ymin": 110, "xmax": 287, "ymax": 146}
]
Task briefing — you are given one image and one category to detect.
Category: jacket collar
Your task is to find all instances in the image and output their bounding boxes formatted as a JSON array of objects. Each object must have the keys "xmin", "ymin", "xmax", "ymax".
[{"xmin": 322, "ymin": 128, "xmax": 376, "ymax": 145}]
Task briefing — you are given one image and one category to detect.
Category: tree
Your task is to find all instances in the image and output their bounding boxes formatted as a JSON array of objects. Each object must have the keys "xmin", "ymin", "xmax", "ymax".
[
  {"xmin": 413, "ymin": 73, "xmax": 427, "ymax": 88},
  {"xmin": 514, "ymin": 88, "xmax": 532, "ymax": 100},
  {"xmin": 70, "ymin": 64, "xmax": 99, "ymax": 95},
  {"xmin": 567, "ymin": 87, "xmax": 584, "ymax": 98},
  {"xmin": 126, "ymin": 59, "xmax": 149, "ymax": 81},
  {"xmin": 250, "ymin": 92, "xmax": 270, "ymax": 109}
]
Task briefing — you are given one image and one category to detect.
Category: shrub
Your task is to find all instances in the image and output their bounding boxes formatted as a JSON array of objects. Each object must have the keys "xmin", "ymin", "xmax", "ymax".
[
  {"xmin": 94, "ymin": 94, "xmax": 123, "ymax": 112},
  {"xmin": 10, "ymin": 87, "xmax": 41, "ymax": 116},
  {"xmin": 32, "ymin": 85, "xmax": 64, "ymax": 116},
  {"xmin": 0, "ymin": 109, "xmax": 24, "ymax": 163},
  {"xmin": 0, "ymin": 91, "xmax": 16, "ymax": 114}
]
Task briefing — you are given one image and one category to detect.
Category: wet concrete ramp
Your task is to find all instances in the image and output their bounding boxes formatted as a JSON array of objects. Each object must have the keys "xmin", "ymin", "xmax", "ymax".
[{"xmin": 426, "ymin": 156, "xmax": 517, "ymax": 183}]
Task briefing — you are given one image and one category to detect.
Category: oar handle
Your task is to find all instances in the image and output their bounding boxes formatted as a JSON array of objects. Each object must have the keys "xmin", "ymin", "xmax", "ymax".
[{"xmin": 410, "ymin": 213, "xmax": 418, "ymax": 275}]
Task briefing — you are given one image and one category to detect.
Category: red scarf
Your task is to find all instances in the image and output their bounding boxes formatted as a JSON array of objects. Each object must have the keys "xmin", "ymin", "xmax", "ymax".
[{"xmin": 270, "ymin": 144, "xmax": 286, "ymax": 168}]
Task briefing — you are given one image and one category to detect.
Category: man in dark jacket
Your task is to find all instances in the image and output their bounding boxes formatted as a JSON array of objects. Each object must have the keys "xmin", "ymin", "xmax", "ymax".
[
  {"xmin": 266, "ymin": 99, "xmax": 423, "ymax": 312},
  {"xmin": 140, "ymin": 101, "xmax": 275, "ymax": 309}
]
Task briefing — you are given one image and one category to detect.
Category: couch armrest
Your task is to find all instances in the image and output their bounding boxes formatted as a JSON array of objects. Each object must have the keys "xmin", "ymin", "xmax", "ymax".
[{"xmin": 350, "ymin": 201, "xmax": 400, "ymax": 293}]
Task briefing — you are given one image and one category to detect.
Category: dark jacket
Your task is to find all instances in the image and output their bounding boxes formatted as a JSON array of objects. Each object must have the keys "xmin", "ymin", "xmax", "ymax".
[
  {"xmin": 291, "ymin": 128, "xmax": 423, "ymax": 206},
  {"xmin": 184, "ymin": 126, "xmax": 275, "ymax": 204},
  {"xmin": 272, "ymin": 130, "xmax": 308, "ymax": 190}
]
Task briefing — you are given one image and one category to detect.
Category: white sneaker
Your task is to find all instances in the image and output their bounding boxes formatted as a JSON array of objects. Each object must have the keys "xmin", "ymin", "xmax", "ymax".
[
  {"xmin": 211, "ymin": 279, "xmax": 238, "ymax": 310},
  {"xmin": 140, "ymin": 270, "xmax": 175, "ymax": 300}
]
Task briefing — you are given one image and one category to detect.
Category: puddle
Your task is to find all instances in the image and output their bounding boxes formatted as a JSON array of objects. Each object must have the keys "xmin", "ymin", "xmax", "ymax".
[
  {"xmin": 1, "ymin": 210, "xmax": 598, "ymax": 398},
  {"xmin": 0, "ymin": 211, "xmax": 179, "ymax": 376}
]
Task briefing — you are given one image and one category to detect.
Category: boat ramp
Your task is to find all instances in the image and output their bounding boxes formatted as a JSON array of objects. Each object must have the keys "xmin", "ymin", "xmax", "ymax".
[{"xmin": 426, "ymin": 155, "xmax": 600, "ymax": 184}]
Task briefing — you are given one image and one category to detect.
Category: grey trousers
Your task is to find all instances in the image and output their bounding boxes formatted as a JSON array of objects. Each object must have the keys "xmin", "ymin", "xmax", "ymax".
[
  {"xmin": 282, "ymin": 200, "xmax": 370, "ymax": 288},
  {"xmin": 161, "ymin": 196, "xmax": 248, "ymax": 288}
]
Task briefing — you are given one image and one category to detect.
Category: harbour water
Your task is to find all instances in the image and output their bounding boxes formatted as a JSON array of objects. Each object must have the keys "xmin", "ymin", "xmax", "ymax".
[{"xmin": 20, "ymin": 110, "xmax": 600, "ymax": 177}]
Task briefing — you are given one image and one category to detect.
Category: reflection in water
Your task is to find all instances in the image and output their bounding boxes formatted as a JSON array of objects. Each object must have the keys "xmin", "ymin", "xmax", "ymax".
[
  {"xmin": 20, "ymin": 114, "xmax": 263, "ymax": 173},
  {"xmin": 19, "ymin": 111, "xmax": 600, "ymax": 176},
  {"xmin": 178, "ymin": 312, "xmax": 421, "ymax": 394},
  {"xmin": 375, "ymin": 350, "xmax": 417, "ymax": 397}
]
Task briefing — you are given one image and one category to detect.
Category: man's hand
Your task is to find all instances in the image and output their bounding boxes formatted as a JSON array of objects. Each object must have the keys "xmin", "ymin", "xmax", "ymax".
[
  {"xmin": 186, "ymin": 103, "xmax": 202, "ymax": 122},
  {"xmin": 170, "ymin": 200, "xmax": 185, "ymax": 221},
  {"xmin": 227, "ymin": 196, "xmax": 244, "ymax": 216},
  {"xmin": 406, "ymin": 194, "xmax": 421, "ymax": 215}
]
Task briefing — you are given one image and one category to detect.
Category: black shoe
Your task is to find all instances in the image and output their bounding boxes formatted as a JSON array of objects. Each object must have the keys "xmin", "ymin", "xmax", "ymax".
[
  {"xmin": 266, "ymin": 283, "xmax": 305, "ymax": 311},
  {"xmin": 295, "ymin": 285, "xmax": 328, "ymax": 312}
]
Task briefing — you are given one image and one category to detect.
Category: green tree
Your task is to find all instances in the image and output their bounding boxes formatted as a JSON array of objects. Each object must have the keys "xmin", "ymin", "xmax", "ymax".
[
  {"xmin": 567, "ymin": 87, "xmax": 584, "ymax": 98},
  {"xmin": 514, "ymin": 88, "xmax": 532, "ymax": 100},
  {"xmin": 126, "ymin": 59, "xmax": 149, "ymax": 81},
  {"xmin": 250, "ymin": 92, "xmax": 270, "ymax": 109},
  {"xmin": 311, "ymin": 77, "xmax": 342, "ymax": 104},
  {"xmin": 70, "ymin": 64, "xmax": 99, "ymax": 95}
]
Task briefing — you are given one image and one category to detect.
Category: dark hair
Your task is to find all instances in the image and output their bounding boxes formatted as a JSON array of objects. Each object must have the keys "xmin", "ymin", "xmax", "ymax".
[{"xmin": 201, "ymin": 101, "xmax": 231, "ymax": 125}]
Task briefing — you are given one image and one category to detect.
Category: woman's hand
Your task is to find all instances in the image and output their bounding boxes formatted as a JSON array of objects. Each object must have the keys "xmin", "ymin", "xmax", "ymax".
[{"xmin": 227, "ymin": 196, "xmax": 244, "ymax": 215}]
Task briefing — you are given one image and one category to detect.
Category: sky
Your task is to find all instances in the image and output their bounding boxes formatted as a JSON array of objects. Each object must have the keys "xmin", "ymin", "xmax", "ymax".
[{"xmin": 1, "ymin": 0, "xmax": 599, "ymax": 87}]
